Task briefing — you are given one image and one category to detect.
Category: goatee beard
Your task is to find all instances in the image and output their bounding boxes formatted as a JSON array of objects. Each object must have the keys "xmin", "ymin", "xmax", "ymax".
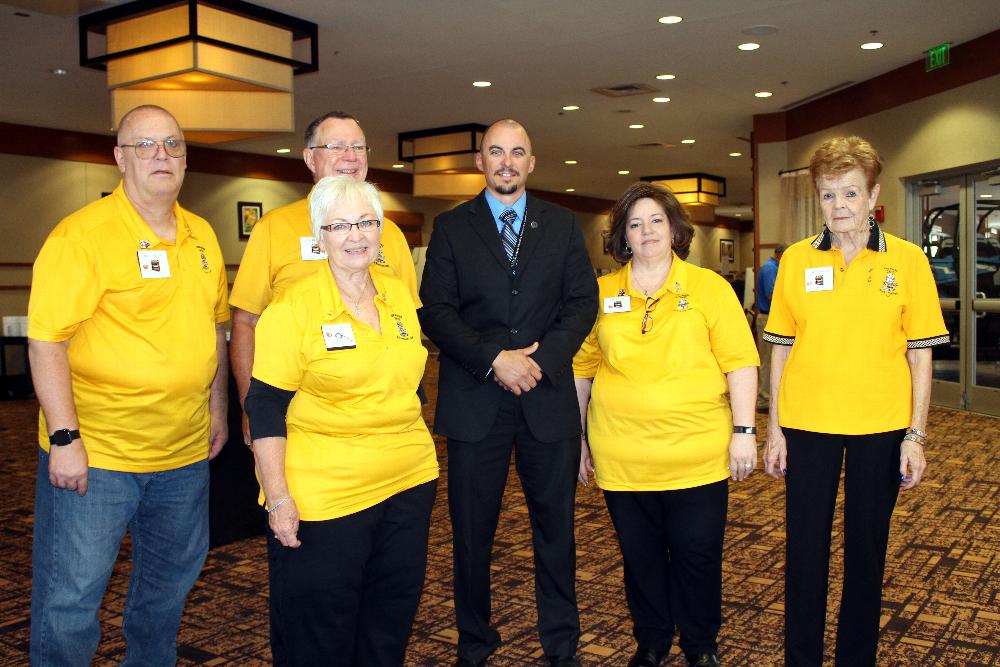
[{"xmin": 495, "ymin": 184, "xmax": 517, "ymax": 195}]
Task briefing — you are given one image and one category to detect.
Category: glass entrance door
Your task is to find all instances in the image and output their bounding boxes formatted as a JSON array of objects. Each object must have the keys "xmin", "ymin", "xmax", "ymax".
[{"xmin": 913, "ymin": 167, "xmax": 1000, "ymax": 415}]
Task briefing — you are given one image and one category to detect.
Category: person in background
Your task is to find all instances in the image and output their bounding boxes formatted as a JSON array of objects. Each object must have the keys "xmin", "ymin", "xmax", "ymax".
[
  {"xmin": 245, "ymin": 176, "xmax": 437, "ymax": 666},
  {"xmin": 754, "ymin": 244, "xmax": 785, "ymax": 412},
  {"xmin": 762, "ymin": 136, "xmax": 947, "ymax": 666},
  {"xmin": 574, "ymin": 181, "xmax": 758, "ymax": 667},
  {"xmin": 419, "ymin": 119, "xmax": 598, "ymax": 667},
  {"xmin": 28, "ymin": 104, "xmax": 229, "ymax": 665},
  {"xmin": 230, "ymin": 111, "xmax": 418, "ymax": 444}
]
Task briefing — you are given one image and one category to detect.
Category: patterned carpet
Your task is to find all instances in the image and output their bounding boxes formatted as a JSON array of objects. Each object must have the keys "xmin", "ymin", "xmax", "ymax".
[{"xmin": 1, "ymin": 353, "xmax": 998, "ymax": 666}]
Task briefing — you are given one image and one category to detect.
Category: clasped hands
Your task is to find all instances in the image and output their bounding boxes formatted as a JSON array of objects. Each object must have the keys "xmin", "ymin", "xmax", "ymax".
[{"xmin": 492, "ymin": 341, "xmax": 542, "ymax": 395}]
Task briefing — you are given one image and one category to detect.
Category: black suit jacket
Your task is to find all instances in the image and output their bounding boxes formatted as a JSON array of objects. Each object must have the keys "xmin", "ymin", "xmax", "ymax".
[{"xmin": 419, "ymin": 191, "xmax": 598, "ymax": 443}]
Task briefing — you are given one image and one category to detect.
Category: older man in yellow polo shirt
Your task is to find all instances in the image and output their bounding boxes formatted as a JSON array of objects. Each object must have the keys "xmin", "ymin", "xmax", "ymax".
[
  {"xmin": 28, "ymin": 105, "xmax": 229, "ymax": 666},
  {"xmin": 230, "ymin": 111, "xmax": 418, "ymax": 443}
]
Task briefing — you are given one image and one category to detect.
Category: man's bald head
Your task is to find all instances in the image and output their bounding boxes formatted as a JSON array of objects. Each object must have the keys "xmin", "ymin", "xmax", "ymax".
[
  {"xmin": 117, "ymin": 105, "xmax": 182, "ymax": 145},
  {"xmin": 476, "ymin": 119, "xmax": 535, "ymax": 203}
]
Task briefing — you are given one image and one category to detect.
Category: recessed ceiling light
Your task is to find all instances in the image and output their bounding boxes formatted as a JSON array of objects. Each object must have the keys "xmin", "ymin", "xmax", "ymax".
[
  {"xmin": 392, "ymin": 163, "xmax": 405, "ymax": 169},
  {"xmin": 734, "ymin": 213, "xmax": 743, "ymax": 217},
  {"xmin": 565, "ymin": 188, "xmax": 576, "ymax": 192},
  {"xmin": 629, "ymin": 124, "xmax": 645, "ymax": 129},
  {"xmin": 653, "ymin": 97, "xmax": 671, "ymax": 103},
  {"xmin": 275, "ymin": 148, "xmax": 290, "ymax": 154},
  {"xmin": 562, "ymin": 105, "xmax": 580, "ymax": 111},
  {"xmin": 618, "ymin": 170, "xmax": 630, "ymax": 175},
  {"xmin": 656, "ymin": 74, "xmax": 676, "ymax": 80},
  {"xmin": 472, "ymin": 80, "xmax": 492, "ymax": 87},
  {"xmin": 754, "ymin": 91, "xmax": 773, "ymax": 98},
  {"xmin": 50, "ymin": 68, "xmax": 68, "ymax": 76},
  {"xmin": 980, "ymin": 193, "xmax": 994, "ymax": 198},
  {"xmin": 658, "ymin": 15, "xmax": 683, "ymax": 24},
  {"xmin": 738, "ymin": 42, "xmax": 760, "ymax": 51},
  {"xmin": 860, "ymin": 41, "xmax": 883, "ymax": 50},
  {"xmin": 565, "ymin": 160, "xmax": 578, "ymax": 165},
  {"xmin": 681, "ymin": 139, "xmax": 696, "ymax": 144},
  {"xmin": 729, "ymin": 152, "xmax": 743, "ymax": 157}
]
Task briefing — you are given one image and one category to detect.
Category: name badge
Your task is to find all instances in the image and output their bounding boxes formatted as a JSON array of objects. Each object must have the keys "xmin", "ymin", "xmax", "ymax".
[
  {"xmin": 300, "ymin": 237, "xmax": 327, "ymax": 261},
  {"xmin": 603, "ymin": 296, "xmax": 631, "ymax": 313},
  {"xmin": 137, "ymin": 250, "xmax": 171, "ymax": 278},
  {"xmin": 805, "ymin": 266, "xmax": 834, "ymax": 292},
  {"xmin": 321, "ymin": 323, "xmax": 356, "ymax": 350}
]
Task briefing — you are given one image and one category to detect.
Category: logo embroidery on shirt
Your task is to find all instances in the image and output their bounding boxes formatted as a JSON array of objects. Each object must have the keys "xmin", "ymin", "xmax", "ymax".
[
  {"xmin": 391, "ymin": 313, "xmax": 412, "ymax": 340},
  {"xmin": 617, "ymin": 288, "xmax": 626, "ymax": 297},
  {"xmin": 196, "ymin": 245, "xmax": 210, "ymax": 272},
  {"xmin": 138, "ymin": 239, "xmax": 151, "ymax": 249},
  {"xmin": 879, "ymin": 268, "xmax": 898, "ymax": 295},
  {"xmin": 673, "ymin": 282, "xmax": 691, "ymax": 311}
]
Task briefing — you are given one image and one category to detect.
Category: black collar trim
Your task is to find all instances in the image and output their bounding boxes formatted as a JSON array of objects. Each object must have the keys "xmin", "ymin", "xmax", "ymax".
[{"xmin": 811, "ymin": 216, "xmax": 885, "ymax": 252}]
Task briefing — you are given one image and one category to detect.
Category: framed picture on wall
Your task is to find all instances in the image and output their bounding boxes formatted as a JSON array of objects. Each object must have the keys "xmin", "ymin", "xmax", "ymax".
[
  {"xmin": 238, "ymin": 201, "xmax": 263, "ymax": 240},
  {"xmin": 720, "ymin": 238, "xmax": 735, "ymax": 263}
]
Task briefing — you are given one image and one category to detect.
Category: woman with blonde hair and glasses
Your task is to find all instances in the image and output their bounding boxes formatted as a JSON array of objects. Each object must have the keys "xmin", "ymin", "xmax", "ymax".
[
  {"xmin": 573, "ymin": 182, "xmax": 758, "ymax": 667},
  {"xmin": 245, "ymin": 176, "xmax": 438, "ymax": 666}
]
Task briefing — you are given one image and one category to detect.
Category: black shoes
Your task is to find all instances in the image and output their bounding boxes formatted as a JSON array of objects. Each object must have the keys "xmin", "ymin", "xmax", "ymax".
[
  {"xmin": 686, "ymin": 654, "xmax": 721, "ymax": 666},
  {"xmin": 454, "ymin": 658, "xmax": 486, "ymax": 667},
  {"xmin": 627, "ymin": 646, "xmax": 668, "ymax": 667},
  {"xmin": 548, "ymin": 658, "xmax": 581, "ymax": 666}
]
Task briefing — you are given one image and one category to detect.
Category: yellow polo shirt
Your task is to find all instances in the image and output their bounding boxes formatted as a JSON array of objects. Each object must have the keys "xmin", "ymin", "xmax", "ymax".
[
  {"xmin": 573, "ymin": 256, "xmax": 759, "ymax": 491},
  {"xmin": 763, "ymin": 223, "xmax": 948, "ymax": 435},
  {"xmin": 28, "ymin": 182, "xmax": 229, "ymax": 472},
  {"xmin": 252, "ymin": 263, "xmax": 438, "ymax": 520},
  {"xmin": 230, "ymin": 196, "xmax": 419, "ymax": 315}
]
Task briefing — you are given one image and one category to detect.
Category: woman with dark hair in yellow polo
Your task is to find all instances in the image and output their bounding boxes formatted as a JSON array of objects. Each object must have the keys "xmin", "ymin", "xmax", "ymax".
[
  {"xmin": 244, "ymin": 176, "xmax": 438, "ymax": 666},
  {"xmin": 574, "ymin": 182, "xmax": 759, "ymax": 667},
  {"xmin": 762, "ymin": 137, "xmax": 947, "ymax": 666}
]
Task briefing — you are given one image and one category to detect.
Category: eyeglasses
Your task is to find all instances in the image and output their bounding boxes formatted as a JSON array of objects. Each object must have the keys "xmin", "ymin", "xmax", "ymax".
[
  {"xmin": 118, "ymin": 138, "xmax": 186, "ymax": 159},
  {"xmin": 641, "ymin": 296, "xmax": 660, "ymax": 335},
  {"xmin": 319, "ymin": 219, "xmax": 381, "ymax": 235},
  {"xmin": 307, "ymin": 144, "xmax": 370, "ymax": 156}
]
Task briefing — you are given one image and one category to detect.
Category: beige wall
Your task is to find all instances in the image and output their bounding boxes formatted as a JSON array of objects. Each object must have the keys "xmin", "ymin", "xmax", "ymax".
[{"xmin": 757, "ymin": 73, "xmax": 1000, "ymax": 259}]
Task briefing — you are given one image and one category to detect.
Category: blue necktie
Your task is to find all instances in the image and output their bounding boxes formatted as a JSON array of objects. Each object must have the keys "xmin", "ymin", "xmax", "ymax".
[{"xmin": 500, "ymin": 209, "xmax": 518, "ymax": 262}]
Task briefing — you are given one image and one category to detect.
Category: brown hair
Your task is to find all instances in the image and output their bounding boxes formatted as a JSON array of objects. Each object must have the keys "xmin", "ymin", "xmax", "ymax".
[
  {"xmin": 808, "ymin": 136, "xmax": 882, "ymax": 192},
  {"xmin": 605, "ymin": 181, "xmax": 695, "ymax": 264}
]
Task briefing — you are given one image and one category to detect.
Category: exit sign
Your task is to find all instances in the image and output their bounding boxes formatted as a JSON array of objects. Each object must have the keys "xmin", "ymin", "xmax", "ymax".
[{"xmin": 926, "ymin": 43, "xmax": 951, "ymax": 71}]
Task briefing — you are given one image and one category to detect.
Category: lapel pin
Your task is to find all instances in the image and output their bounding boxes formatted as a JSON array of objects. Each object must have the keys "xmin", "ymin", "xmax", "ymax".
[{"xmin": 530, "ymin": 220, "xmax": 538, "ymax": 229}]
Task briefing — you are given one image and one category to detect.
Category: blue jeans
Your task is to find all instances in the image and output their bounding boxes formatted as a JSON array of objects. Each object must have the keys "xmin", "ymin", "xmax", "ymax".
[{"xmin": 31, "ymin": 449, "xmax": 209, "ymax": 667}]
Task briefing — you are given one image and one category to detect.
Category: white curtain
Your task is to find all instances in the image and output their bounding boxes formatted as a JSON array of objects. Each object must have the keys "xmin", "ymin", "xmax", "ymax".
[{"xmin": 780, "ymin": 170, "xmax": 821, "ymax": 243}]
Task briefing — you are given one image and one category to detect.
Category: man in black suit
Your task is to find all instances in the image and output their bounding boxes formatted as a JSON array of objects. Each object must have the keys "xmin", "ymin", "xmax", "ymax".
[{"xmin": 419, "ymin": 119, "xmax": 598, "ymax": 666}]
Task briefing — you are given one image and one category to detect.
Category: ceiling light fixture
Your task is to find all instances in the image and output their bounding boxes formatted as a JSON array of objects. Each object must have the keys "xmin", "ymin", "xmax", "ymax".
[
  {"xmin": 618, "ymin": 170, "xmax": 630, "ymax": 175},
  {"xmin": 754, "ymin": 91, "xmax": 773, "ymax": 98},
  {"xmin": 275, "ymin": 148, "xmax": 290, "ymax": 153},
  {"xmin": 641, "ymin": 172, "xmax": 726, "ymax": 206},
  {"xmin": 681, "ymin": 139, "xmax": 696, "ymax": 144},
  {"xmin": 565, "ymin": 188, "xmax": 575, "ymax": 192},
  {"xmin": 653, "ymin": 97, "xmax": 670, "ymax": 103},
  {"xmin": 980, "ymin": 193, "xmax": 994, "ymax": 198},
  {"xmin": 729, "ymin": 152, "xmax": 742, "ymax": 157},
  {"xmin": 397, "ymin": 123, "xmax": 488, "ymax": 199},
  {"xmin": 658, "ymin": 15, "xmax": 683, "ymax": 24},
  {"xmin": 472, "ymin": 80, "xmax": 492, "ymax": 87},
  {"xmin": 562, "ymin": 105, "xmax": 580, "ymax": 111},
  {"xmin": 738, "ymin": 42, "xmax": 760, "ymax": 51},
  {"xmin": 392, "ymin": 163, "xmax": 405, "ymax": 169},
  {"xmin": 860, "ymin": 41, "xmax": 883, "ymax": 50},
  {"xmin": 565, "ymin": 160, "xmax": 578, "ymax": 165},
  {"xmin": 656, "ymin": 74, "xmax": 676, "ymax": 80},
  {"xmin": 629, "ymin": 124, "xmax": 645, "ymax": 129},
  {"xmin": 80, "ymin": 0, "xmax": 318, "ymax": 144},
  {"xmin": 50, "ymin": 68, "xmax": 68, "ymax": 76}
]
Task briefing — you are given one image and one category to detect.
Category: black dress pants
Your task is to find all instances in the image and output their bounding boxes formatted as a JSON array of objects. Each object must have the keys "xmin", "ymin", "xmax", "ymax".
[
  {"xmin": 268, "ymin": 480, "xmax": 437, "ymax": 667},
  {"xmin": 604, "ymin": 480, "xmax": 728, "ymax": 657},
  {"xmin": 783, "ymin": 428, "xmax": 903, "ymax": 667},
  {"xmin": 447, "ymin": 394, "xmax": 581, "ymax": 662}
]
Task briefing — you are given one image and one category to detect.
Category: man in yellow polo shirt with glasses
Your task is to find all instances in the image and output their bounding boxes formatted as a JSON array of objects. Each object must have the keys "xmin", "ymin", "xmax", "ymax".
[
  {"xmin": 230, "ymin": 111, "xmax": 418, "ymax": 444},
  {"xmin": 27, "ymin": 105, "xmax": 229, "ymax": 666}
]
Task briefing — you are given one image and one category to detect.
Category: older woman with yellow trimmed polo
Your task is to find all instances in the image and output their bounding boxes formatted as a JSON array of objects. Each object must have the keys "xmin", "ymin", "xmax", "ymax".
[
  {"xmin": 574, "ymin": 181, "xmax": 759, "ymax": 667},
  {"xmin": 762, "ymin": 136, "xmax": 947, "ymax": 666},
  {"xmin": 244, "ymin": 176, "xmax": 438, "ymax": 666}
]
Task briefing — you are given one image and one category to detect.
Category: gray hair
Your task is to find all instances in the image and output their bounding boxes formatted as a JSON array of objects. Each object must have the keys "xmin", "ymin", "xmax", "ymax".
[{"xmin": 309, "ymin": 176, "xmax": 384, "ymax": 242}]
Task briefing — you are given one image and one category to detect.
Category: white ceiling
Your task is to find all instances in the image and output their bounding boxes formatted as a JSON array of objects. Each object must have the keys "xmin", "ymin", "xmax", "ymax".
[{"xmin": 1, "ymin": 0, "xmax": 998, "ymax": 203}]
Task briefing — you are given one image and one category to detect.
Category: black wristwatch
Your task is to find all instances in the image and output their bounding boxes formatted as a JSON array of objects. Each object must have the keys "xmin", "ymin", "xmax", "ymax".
[
  {"xmin": 733, "ymin": 425, "xmax": 757, "ymax": 435},
  {"xmin": 48, "ymin": 428, "xmax": 80, "ymax": 446}
]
